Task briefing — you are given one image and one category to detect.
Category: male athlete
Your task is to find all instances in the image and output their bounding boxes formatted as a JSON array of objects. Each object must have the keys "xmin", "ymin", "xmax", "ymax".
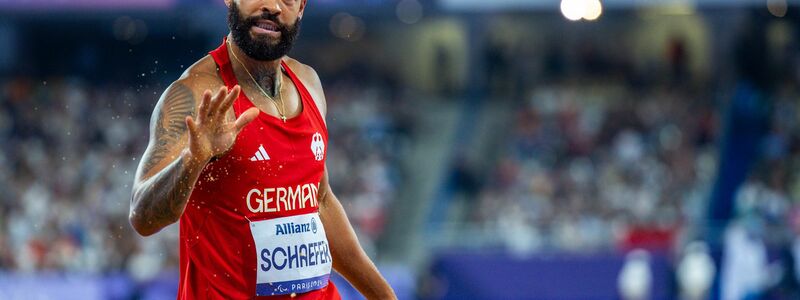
[{"xmin": 128, "ymin": 0, "xmax": 397, "ymax": 299}]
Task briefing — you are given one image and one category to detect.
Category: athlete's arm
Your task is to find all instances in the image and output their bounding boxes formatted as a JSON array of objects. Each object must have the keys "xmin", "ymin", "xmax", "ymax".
[
  {"xmin": 296, "ymin": 62, "xmax": 396, "ymax": 299},
  {"xmin": 130, "ymin": 79, "xmax": 258, "ymax": 236},
  {"xmin": 317, "ymin": 168, "xmax": 397, "ymax": 300}
]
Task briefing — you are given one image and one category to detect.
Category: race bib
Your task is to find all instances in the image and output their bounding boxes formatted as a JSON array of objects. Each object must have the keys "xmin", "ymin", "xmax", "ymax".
[{"xmin": 249, "ymin": 212, "xmax": 332, "ymax": 296}]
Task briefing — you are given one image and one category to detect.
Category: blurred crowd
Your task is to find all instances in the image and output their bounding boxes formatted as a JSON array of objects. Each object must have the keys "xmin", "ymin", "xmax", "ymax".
[
  {"xmin": 0, "ymin": 72, "xmax": 409, "ymax": 278},
  {"xmin": 322, "ymin": 75, "xmax": 411, "ymax": 254},
  {"xmin": 469, "ymin": 82, "xmax": 800, "ymax": 254},
  {"xmin": 0, "ymin": 77, "xmax": 147, "ymax": 274}
]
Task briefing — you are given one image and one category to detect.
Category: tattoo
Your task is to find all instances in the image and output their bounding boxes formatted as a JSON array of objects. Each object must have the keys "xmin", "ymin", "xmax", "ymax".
[
  {"xmin": 254, "ymin": 71, "xmax": 278, "ymax": 96},
  {"xmin": 142, "ymin": 83, "xmax": 195, "ymax": 174},
  {"xmin": 236, "ymin": 61, "xmax": 278, "ymax": 96},
  {"xmin": 131, "ymin": 155, "xmax": 196, "ymax": 235},
  {"xmin": 130, "ymin": 82, "xmax": 201, "ymax": 235}
]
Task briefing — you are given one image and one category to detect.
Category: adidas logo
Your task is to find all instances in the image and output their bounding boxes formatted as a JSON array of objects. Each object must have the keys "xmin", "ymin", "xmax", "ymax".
[{"xmin": 250, "ymin": 145, "xmax": 270, "ymax": 161}]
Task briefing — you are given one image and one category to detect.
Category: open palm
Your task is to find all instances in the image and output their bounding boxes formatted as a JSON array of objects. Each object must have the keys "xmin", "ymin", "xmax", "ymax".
[{"xmin": 185, "ymin": 85, "xmax": 259, "ymax": 162}]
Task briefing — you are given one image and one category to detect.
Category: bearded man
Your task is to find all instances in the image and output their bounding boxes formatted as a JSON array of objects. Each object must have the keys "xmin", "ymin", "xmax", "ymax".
[{"xmin": 129, "ymin": 1, "xmax": 396, "ymax": 299}]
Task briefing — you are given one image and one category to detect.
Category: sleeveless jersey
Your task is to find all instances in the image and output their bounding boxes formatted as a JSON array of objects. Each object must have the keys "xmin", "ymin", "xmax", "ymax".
[{"xmin": 176, "ymin": 38, "xmax": 340, "ymax": 300}]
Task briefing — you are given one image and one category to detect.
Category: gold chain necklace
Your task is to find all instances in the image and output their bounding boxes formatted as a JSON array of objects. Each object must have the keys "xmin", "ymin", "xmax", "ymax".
[{"xmin": 227, "ymin": 40, "xmax": 288, "ymax": 123}]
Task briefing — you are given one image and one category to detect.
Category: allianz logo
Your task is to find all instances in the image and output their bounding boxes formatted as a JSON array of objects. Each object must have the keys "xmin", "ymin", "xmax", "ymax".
[{"xmin": 275, "ymin": 218, "xmax": 318, "ymax": 236}]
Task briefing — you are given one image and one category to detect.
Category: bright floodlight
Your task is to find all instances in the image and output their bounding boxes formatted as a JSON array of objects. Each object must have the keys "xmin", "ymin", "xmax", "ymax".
[
  {"xmin": 561, "ymin": 0, "xmax": 585, "ymax": 21},
  {"xmin": 584, "ymin": 0, "xmax": 603, "ymax": 21}
]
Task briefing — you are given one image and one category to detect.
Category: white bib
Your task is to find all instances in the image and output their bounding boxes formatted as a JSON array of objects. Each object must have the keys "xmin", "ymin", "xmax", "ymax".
[{"xmin": 249, "ymin": 212, "xmax": 332, "ymax": 296}]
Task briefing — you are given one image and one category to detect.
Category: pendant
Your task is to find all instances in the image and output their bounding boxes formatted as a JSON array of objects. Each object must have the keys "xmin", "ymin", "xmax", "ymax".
[{"xmin": 281, "ymin": 115, "xmax": 287, "ymax": 123}]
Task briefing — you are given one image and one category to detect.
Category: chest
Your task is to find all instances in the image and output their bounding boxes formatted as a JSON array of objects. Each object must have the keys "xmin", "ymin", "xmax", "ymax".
[{"xmin": 196, "ymin": 106, "xmax": 328, "ymax": 220}]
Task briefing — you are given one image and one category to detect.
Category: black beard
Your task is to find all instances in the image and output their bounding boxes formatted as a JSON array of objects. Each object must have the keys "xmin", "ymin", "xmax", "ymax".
[{"xmin": 227, "ymin": 2, "xmax": 301, "ymax": 61}]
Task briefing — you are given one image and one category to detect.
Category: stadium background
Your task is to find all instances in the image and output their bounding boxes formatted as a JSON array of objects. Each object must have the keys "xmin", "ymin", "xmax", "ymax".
[{"xmin": 0, "ymin": 0, "xmax": 799, "ymax": 299}]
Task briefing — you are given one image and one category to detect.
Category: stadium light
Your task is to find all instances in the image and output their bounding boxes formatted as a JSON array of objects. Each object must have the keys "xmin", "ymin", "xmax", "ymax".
[
  {"xmin": 561, "ymin": 0, "xmax": 603, "ymax": 22},
  {"xmin": 584, "ymin": 0, "xmax": 603, "ymax": 21},
  {"xmin": 561, "ymin": 0, "xmax": 585, "ymax": 21}
]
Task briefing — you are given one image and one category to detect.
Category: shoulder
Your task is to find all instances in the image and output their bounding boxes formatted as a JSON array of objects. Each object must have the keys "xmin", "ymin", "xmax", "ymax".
[
  {"xmin": 283, "ymin": 57, "xmax": 322, "ymax": 91},
  {"xmin": 173, "ymin": 55, "xmax": 225, "ymax": 94},
  {"xmin": 283, "ymin": 57, "xmax": 327, "ymax": 117},
  {"xmin": 150, "ymin": 55, "xmax": 224, "ymax": 122}
]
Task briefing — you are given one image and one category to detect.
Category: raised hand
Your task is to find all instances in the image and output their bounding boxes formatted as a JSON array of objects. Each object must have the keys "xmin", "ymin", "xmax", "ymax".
[{"xmin": 185, "ymin": 85, "xmax": 259, "ymax": 162}]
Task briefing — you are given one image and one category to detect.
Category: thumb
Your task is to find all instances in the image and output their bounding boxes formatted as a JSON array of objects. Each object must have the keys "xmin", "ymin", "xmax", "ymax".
[{"xmin": 234, "ymin": 107, "xmax": 259, "ymax": 133}]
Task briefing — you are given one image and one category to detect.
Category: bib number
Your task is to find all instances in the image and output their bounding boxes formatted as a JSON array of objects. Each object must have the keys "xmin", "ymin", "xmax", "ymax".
[{"xmin": 249, "ymin": 213, "xmax": 332, "ymax": 296}]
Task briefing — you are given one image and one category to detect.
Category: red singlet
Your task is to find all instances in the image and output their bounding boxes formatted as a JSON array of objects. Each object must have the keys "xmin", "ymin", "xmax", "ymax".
[{"xmin": 176, "ymin": 38, "xmax": 340, "ymax": 300}]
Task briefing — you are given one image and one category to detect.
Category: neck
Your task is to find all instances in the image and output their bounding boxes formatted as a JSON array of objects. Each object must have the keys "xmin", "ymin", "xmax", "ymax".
[{"xmin": 227, "ymin": 34, "xmax": 282, "ymax": 95}]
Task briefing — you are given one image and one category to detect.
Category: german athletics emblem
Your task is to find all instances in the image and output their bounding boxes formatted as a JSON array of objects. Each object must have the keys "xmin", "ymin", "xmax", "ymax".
[{"xmin": 311, "ymin": 132, "xmax": 325, "ymax": 161}]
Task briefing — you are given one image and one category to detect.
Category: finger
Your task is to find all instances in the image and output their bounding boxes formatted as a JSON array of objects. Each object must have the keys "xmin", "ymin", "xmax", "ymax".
[
  {"xmin": 185, "ymin": 116, "xmax": 198, "ymax": 136},
  {"xmin": 197, "ymin": 90, "xmax": 212, "ymax": 123},
  {"xmin": 217, "ymin": 85, "xmax": 241, "ymax": 117},
  {"xmin": 212, "ymin": 85, "xmax": 238, "ymax": 122},
  {"xmin": 234, "ymin": 107, "xmax": 260, "ymax": 133},
  {"xmin": 209, "ymin": 86, "xmax": 228, "ymax": 117}
]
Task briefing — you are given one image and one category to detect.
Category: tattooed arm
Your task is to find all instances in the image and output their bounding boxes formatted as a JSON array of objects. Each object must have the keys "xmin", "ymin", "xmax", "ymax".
[
  {"xmin": 130, "ymin": 78, "xmax": 258, "ymax": 236},
  {"xmin": 129, "ymin": 81, "xmax": 204, "ymax": 236}
]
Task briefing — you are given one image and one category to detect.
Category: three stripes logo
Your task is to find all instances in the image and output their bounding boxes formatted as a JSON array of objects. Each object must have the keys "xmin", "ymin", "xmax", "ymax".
[{"xmin": 250, "ymin": 145, "xmax": 270, "ymax": 161}]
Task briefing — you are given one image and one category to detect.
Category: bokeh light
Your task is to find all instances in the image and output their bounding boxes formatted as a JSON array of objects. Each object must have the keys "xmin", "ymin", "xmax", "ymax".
[
  {"xmin": 329, "ymin": 12, "xmax": 365, "ymax": 41},
  {"xmin": 584, "ymin": 0, "xmax": 603, "ymax": 21},
  {"xmin": 767, "ymin": 0, "xmax": 788, "ymax": 17},
  {"xmin": 396, "ymin": 0, "xmax": 423, "ymax": 25},
  {"xmin": 561, "ymin": 0, "xmax": 586, "ymax": 21},
  {"xmin": 561, "ymin": 0, "xmax": 604, "ymax": 22}
]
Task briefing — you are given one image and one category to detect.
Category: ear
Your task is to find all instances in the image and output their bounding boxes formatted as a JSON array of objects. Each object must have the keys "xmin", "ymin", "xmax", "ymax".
[
  {"xmin": 297, "ymin": 0, "xmax": 307, "ymax": 20},
  {"xmin": 224, "ymin": 0, "xmax": 233, "ymax": 8}
]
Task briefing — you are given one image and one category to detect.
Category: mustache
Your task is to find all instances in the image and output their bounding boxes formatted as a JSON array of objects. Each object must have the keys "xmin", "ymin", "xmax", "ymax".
[{"xmin": 243, "ymin": 13, "xmax": 288, "ymax": 32}]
